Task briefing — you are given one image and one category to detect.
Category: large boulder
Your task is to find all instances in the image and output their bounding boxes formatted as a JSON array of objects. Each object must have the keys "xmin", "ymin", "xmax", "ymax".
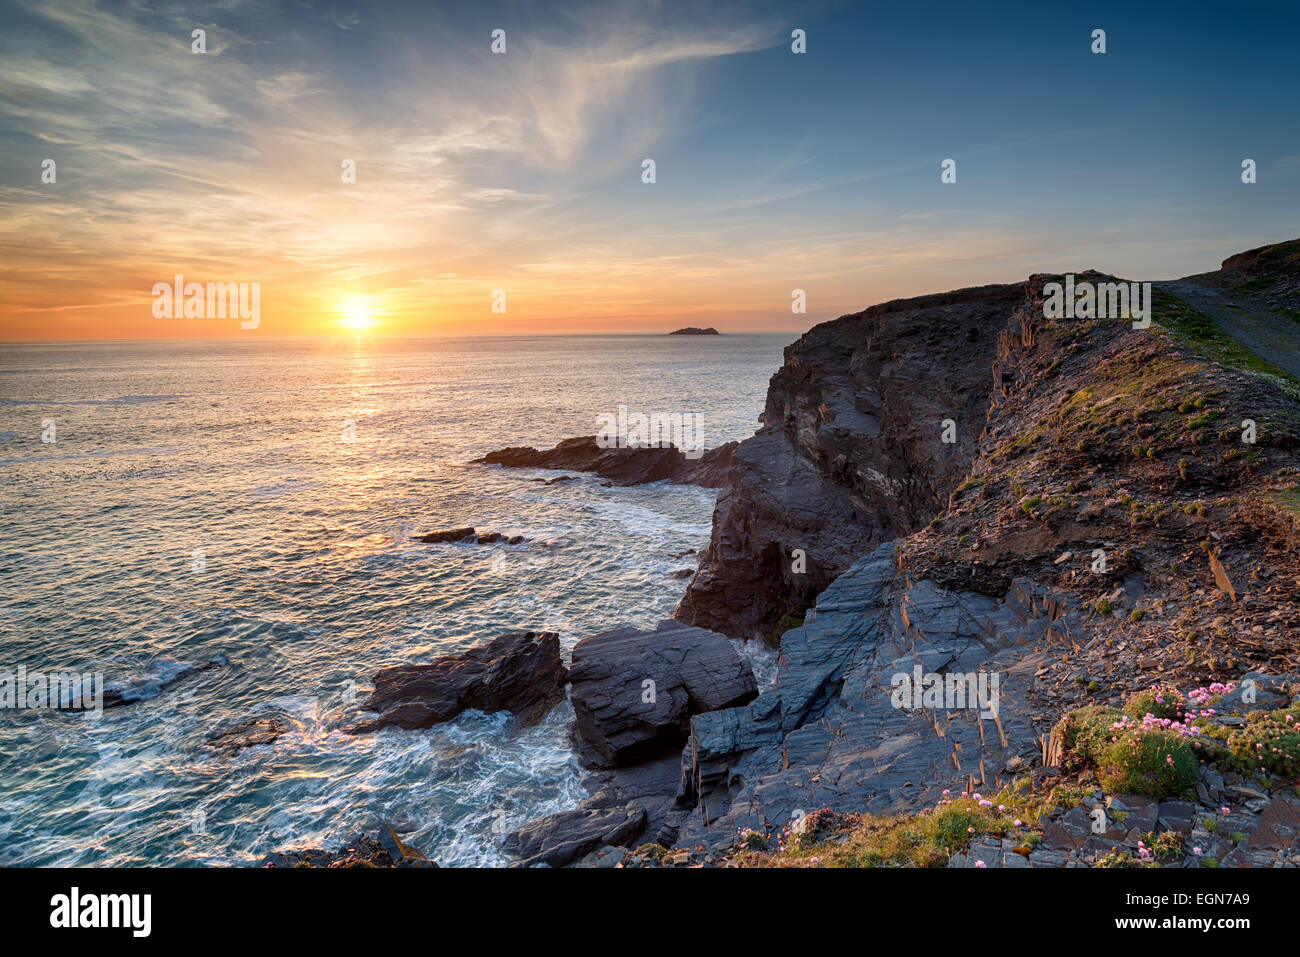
[
  {"xmin": 568, "ymin": 619, "xmax": 757, "ymax": 767},
  {"xmin": 500, "ymin": 804, "xmax": 647, "ymax": 868},
  {"xmin": 348, "ymin": 631, "xmax": 566, "ymax": 734}
]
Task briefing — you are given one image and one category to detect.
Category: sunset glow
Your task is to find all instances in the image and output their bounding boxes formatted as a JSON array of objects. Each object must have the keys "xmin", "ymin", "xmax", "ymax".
[{"xmin": 339, "ymin": 296, "xmax": 380, "ymax": 331}]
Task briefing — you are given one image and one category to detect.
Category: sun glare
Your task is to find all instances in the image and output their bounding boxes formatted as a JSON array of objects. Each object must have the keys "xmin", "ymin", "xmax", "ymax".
[{"xmin": 339, "ymin": 295, "xmax": 380, "ymax": 331}]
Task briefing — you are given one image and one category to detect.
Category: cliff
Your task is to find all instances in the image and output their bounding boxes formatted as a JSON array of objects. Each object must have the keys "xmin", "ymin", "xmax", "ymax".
[
  {"xmin": 505, "ymin": 239, "xmax": 1300, "ymax": 868},
  {"xmin": 674, "ymin": 283, "xmax": 1026, "ymax": 641}
]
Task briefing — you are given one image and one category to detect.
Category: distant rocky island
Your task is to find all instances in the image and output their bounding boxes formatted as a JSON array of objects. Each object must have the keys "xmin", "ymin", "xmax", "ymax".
[{"xmin": 668, "ymin": 326, "xmax": 719, "ymax": 335}]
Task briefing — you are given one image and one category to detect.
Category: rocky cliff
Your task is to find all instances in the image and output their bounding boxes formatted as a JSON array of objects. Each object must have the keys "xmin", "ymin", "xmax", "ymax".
[
  {"xmin": 507, "ymin": 240, "xmax": 1300, "ymax": 868},
  {"xmin": 673, "ymin": 283, "xmax": 1026, "ymax": 641},
  {"xmin": 657, "ymin": 246, "xmax": 1300, "ymax": 865}
]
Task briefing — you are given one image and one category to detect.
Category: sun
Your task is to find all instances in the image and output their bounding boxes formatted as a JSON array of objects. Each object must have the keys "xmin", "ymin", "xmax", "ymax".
[{"xmin": 338, "ymin": 295, "xmax": 380, "ymax": 331}]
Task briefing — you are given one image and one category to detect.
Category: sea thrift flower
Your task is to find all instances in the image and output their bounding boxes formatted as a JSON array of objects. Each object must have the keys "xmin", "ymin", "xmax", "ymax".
[{"xmin": 975, "ymin": 860, "xmax": 987, "ymax": 868}]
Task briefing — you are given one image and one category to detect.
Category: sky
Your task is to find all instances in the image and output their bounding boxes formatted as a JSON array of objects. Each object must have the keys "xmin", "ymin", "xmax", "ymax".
[{"xmin": 1, "ymin": 0, "xmax": 1298, "ymax": 340}]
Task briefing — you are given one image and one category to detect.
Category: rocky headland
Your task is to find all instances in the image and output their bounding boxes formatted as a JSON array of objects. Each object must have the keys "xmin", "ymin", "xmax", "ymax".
[{"xmin": 269, "ymin": 239, "xmax": 1300, "ymax": 868}]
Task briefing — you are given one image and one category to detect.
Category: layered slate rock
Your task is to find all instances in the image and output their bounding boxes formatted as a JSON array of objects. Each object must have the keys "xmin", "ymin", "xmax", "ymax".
[
  {"xmin": 672, "ymin": 542, "xmax": 1076, "ymax": 855},
  {"xmin": 473, "ymin": 436, "xmax": 736, "ymax": 488},
  {"xmin": 500, "ymin": 804, "xmax": 647, "ymax": 868},
  {"xmin": 674, "ymin": 283, "xmax": 1026, "ymax": 640},
  {"xmin": 348, "ymin": 631, "xmax": 566, "ymax": 734},
  {"xmin": 501, "ymin": 622, "xmax": 759, "ymax": 865},
  {"xmin": 568, "ymin": 619, "xmax": 758, "ymax": 768}
]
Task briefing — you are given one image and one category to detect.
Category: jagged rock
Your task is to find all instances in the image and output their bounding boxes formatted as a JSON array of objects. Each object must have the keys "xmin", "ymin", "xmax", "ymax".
[
  {"xmin": 412, "ymin": 527, "xmax": 525, "ymax": 545},
  {"xmin": 413, "ymin": 526, "xmax": 476, "ymax": 543},
  {"xmin": 568, "ymin": 619, "xmax": 758, "ymax": 767},
  {"xmin": 501, "ymin": 804, "xmax": 647, "ymax": 868},
  {"xmin": 675, "ymin": 542, "xmax": 1069, "ymax": 855},
  {"xmin": 1214, "ymin": 672, "xmax": 1293, "ymax": 713},
  {"xmin": 348, "ymin": 631, "xmax": 566, "ymax": 734},
  {"xmin": 473, "ymin": 436, "xmax": 736, "ymax": 488},
  {"xmin": 674, "ymin": 283, "xmax": 1027, "ymax": 640},
  {"xmin": 260, "ymin": 832, "xmax": 439, "ymax": 868}
]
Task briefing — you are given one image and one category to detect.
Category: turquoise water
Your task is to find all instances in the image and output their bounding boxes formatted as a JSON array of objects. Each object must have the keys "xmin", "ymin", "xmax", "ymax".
[{"xmin": 0, "ymin": 334, "xmax": 786, "ymax": 866}]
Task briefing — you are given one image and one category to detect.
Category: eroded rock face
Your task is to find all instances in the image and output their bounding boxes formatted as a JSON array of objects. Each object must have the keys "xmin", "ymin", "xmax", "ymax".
[
  {"xmin": 674, "ymin": 542, "xmax": 1076, "ymax": 855},
  {"xmin": 348, "ymin": 631, "xmax": 566, "ymax": 734},
  {"xmin": 568, "ymin": 619, "xmax": 758, "ymax": 768},
  {"xmin": 473, "ymin": 436, "xmax": 736, "ymax": 488},
  {"xmin": 675, "ymin": 283, "xmax": 1027, "ymax": 641}
]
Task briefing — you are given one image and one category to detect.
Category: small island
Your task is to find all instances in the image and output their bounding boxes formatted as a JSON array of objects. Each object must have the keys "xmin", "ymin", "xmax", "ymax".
[{"xmin": 668, "ymin": 326, "xmax": 720, "ymax": 335}]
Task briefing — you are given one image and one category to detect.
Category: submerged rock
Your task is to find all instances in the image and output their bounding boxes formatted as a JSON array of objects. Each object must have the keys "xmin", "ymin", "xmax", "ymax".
[
  {"xmin": 260, "ymin": 831, "xmax": 438, "ymax": 868},
  {"xmin": 348, "ymin": 631, "xmax": 566, "ymax": 734},
  {"xmin": 204, "ymin": 716, "xmax": 286, "ymax": 754}
]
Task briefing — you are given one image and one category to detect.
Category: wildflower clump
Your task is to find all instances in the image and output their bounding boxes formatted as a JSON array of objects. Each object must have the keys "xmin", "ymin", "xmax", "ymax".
[
  {"xmin": 1098, "ymin": 722, "xmax": 1197, "ymax": 797},
  {"xmin": 1123, "ymin": 682, "xmax": 1185, "ymax": 721}
]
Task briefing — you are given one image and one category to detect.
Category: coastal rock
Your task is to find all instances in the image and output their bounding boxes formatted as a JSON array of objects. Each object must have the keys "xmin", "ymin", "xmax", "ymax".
[
  {"xmin": 674, "ymin": 283, "xmax": 1027, "ymax": 641},
  {"xmin": 568, "ymin": 619, "xmax": 758, "ymax": 767},
  {"xmin": 61, "ymin": 658, "xmax": 224, "ymax": 711},
  {"xmin": 412, "ymin": 527, "xmax": 525, "ymax": 545},
  {"xmin": 348, "ymin": 631, "xmax": 566, "ymax": 734},
  {"xmin": 260, "ymin": 831, "xmax": 439, "ymax": 868},
  {"xmin": 500, "ymin": 804, "xmax": 647, "ymax": 868},
  {"xmin": 674, "ymin": 542, "xmax": 1075, "ymax": 855},
  {"xmin": 204, "ymin": 716, "xmax": 286, "ymax": 754},
  {"xmin": 669, "ymin": 326, "xmax": 720, "ymax": 336},
  {"xmin": 473, "ymin": 436, "xmax": 736, "ymax": 488}
]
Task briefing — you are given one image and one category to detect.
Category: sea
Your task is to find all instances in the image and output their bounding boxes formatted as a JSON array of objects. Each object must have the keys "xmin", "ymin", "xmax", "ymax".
[{"xmin": 0, "ymin": 334, "xmax": 787, "ymax": 866}]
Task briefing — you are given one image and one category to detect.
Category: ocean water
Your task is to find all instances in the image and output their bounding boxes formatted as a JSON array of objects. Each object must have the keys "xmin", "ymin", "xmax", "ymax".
[{"xmin": 0, "ymin": 334, "xmax": 788, "ymax": 866}]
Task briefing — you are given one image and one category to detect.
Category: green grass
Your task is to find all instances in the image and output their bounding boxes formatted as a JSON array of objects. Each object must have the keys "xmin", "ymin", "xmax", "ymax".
[
  {"xmin": 1233, "ymin": 275, "xmax": 1277, "ymax": 294},
  {"xmin": 1264, "ymin": 486, "xmax": 1300, "ymax": 519},
  {"xmin": 1152, "ymin": 291, "xmax": 1300, "ymax": 401},
  {"xmin": 729, "ymin": 783, "xmax": 1078, "ymax": 868}
]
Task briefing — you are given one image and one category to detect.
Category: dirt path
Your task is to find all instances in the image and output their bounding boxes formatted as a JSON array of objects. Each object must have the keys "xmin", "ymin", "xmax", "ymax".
[{"xmin": 1157, "ymin": 278, "xmax": 1300, "ymax": 379}]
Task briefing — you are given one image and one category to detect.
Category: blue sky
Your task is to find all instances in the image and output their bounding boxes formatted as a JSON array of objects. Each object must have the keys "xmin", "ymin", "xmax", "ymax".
[{"xmin": 1, "ymin": 0, "xmax": 1297, "ymax": 337}]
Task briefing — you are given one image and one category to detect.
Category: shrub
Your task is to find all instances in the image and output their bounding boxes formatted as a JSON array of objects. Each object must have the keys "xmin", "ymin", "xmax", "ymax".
[
  {"xmin": 1054, "ymin": 706, "xmax": 1123, "ymax": 768},
  {"xmin": 1098, "ymin": 727, "xmax": 1197, "ymax": 798},
  {"xmin": 1216, "ymin": 708, "xmax": 1300, "ymax": 777},
  {"xmin": 1124, "ymin": 683, "xmax": 1184, "ymax": 721}
]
